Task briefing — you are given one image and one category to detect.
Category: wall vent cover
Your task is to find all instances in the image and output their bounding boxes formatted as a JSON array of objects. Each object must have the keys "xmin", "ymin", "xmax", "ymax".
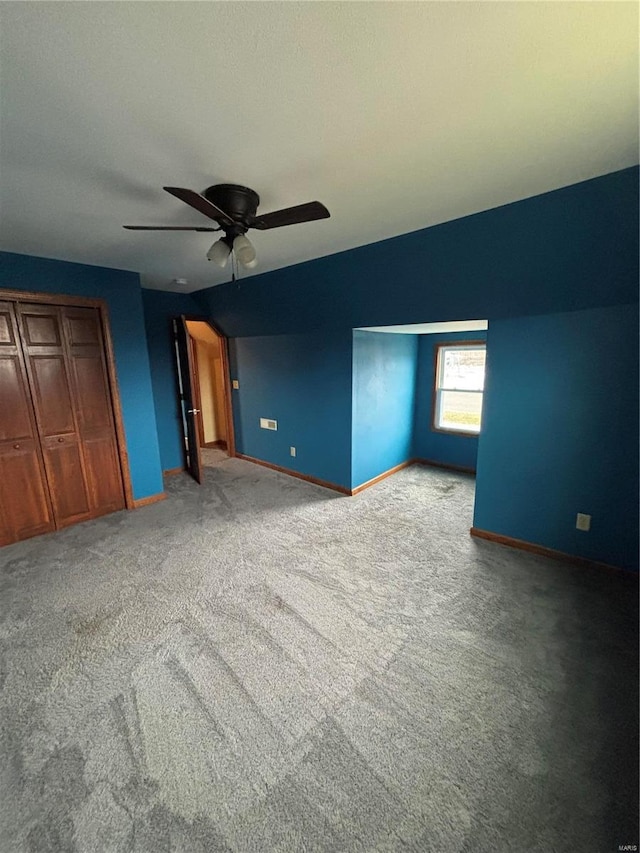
[{"xmin": 260, "ymin": 418, "xmax": 277, "ymax": 431}]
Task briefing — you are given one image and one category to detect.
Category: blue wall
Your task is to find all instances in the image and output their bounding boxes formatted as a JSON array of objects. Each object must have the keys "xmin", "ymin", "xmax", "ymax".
[
  {"xmin": 141, "ymin": 289, "xmax": 201, "ymax": 472},
  {"xmin": 7, "ymin": 170, "xmax": 636, "ymax": 568},
  {"xmin": 229, "ymin": 331, "xmax": 353, "ymax": 489},
  {"xmin": 474, "ymin": 304, "xmax": 639, "ymax": 571},
  {"xmin": 193, "ymin": 168, "xmax": 638, "ymax": 337},
  {"xmin": 351, "ymin": 331, "xmax": 418, "ymax": 488},
  {"xmin": 0, "ymin": 251, "xmax": 163, "ymax": 500},
  {"xmin": 413, "ymin": 330, "xmax": 488, "ymax": 471},
  {"xmin": 187, "ymin": 167, "xmax": 638, "ymax": 570}
]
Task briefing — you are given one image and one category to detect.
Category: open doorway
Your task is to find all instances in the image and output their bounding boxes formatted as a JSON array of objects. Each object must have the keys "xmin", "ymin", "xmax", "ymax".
[
  {"xmin": 185, "ymin": 320, "xmax": 228, "ymax": 453},
  {"xmin": 174, "ymin": 316, "xmax": 234, "ymax": 484},
  {"xmin": 351, "ymin": 318, "xmax": 488, "ymax": 505}
]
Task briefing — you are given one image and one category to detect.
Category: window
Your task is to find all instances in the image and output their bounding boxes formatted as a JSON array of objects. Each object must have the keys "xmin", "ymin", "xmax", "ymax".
[{"xmin": 433, "ymin": 342, "xmax": 486, "ymax": 434}]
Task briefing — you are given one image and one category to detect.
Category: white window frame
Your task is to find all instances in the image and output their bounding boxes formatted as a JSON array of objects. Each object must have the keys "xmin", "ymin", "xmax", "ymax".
[{"xmin": 433, "ymin": 341, "xmax": 486, "ymax": 436}]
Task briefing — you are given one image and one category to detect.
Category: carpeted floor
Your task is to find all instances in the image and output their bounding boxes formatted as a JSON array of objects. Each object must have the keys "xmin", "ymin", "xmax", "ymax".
[{"xmin": 1, "ymin": 455, "xmax": 637, "ymax": 852}]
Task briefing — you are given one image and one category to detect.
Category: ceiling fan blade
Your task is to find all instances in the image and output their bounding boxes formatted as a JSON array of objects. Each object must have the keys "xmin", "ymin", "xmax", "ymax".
[
  {"xmin": 163, "ymin": 186, "xmax": 235, "ymax": 227},
  {"xmin": 123, "ymin": 225, "xmax": 219, "ymax": 231},
  {"xmin": 249, "ymin": 201, "xmax": 330, "ymax": 230}
]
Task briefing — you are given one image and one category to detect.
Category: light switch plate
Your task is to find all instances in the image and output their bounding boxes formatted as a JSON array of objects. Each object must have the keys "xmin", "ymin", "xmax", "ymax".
[{"xmin": 232, "ymin": 379, "xmax": 239, "ymax": 390}]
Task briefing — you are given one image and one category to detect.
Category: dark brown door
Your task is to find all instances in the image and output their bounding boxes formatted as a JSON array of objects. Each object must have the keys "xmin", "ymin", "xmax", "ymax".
[
  {"xmin": 62, "ymin": 307, "xmax": 125, "ymax": 516},
  {"xmin": 16, "ymin": 303, "xmax": 124, "ymax": 529},
  {"xmin": 17, "ymin": 303, "xmax": 92, "ymax": 527},
  {"xmin": 0, "ymin": 301, "xmax": 55, "ymax": 545},
  {"xmin": 174, "ymin": 316, "xmax": 202, "ymax": 484}
]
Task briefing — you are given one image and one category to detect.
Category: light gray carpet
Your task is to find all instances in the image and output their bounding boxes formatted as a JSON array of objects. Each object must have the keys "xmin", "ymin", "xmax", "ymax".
[{"xmin": 1, "ymin": 456, "xmax": 637, "ymax": 852}]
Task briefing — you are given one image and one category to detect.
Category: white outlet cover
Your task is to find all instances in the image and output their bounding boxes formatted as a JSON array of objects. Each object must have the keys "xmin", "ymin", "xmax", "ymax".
[
  {"xmin": 232, "ymin": 379, "xmax": 239, "ymax": 389},
  {"xmin": 576, "ymin": 513, "xmax": 591, "ymax": 532},
  {"xmin": 290, "ymin": 447, "xmax": 296, "ymax": 457}
]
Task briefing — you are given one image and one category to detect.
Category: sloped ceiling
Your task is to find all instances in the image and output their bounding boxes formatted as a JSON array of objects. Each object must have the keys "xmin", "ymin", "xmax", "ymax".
[
  {"xmin": 186, "ymin": 320, "xmax": 221, "ymax": 346},
  {"xmin": 0, "ymin": 2, "xmax": 637, "ymax": 294},
  {"xmin": 359, "ymin": 321, "xmax": 488, "ymax": 335}
]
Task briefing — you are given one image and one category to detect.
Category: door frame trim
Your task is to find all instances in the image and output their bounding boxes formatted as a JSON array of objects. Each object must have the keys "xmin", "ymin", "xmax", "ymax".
[
  {"xmin": 0, "ymin": 288, "xmax": 135, "ymax": 509},
  {"xmin": 180, "ymin": 315, "xmax": 236, "ymax": 459}
]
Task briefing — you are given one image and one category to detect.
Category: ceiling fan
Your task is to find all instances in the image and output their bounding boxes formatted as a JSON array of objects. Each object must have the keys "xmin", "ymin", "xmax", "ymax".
[{"xmin": 124, "ymin": 184, "xmax": 330, "ymax": 269}]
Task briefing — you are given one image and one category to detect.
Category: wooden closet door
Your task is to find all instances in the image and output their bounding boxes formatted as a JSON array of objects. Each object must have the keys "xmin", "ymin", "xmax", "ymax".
[
  {"xmin": 61, "ymin": 307, "xmax": 125, "ymax": 516},
  {"xmin": 17, "ymin": 303, "xmax": 93, "ymax": 528},
  {"xmin": 16, "ymin": 303, "xmax": 126, "ymax": 527},
  {"xmin": 0, "ymin": 302, "xmax": 55, "ymax": 545}
]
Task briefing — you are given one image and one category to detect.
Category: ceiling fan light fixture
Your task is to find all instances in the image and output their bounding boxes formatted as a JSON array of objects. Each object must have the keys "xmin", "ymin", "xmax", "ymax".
[
  {"xmin": 233, "ymin": 234, "xmax": 257, "ymax": 268},
  {"xmin": 206, "ymin": 238, "xmax": 231, "ymax": 267},
  {"xmin": 125, "ymin": 184, "xmax": 329, "ymax": 277}
]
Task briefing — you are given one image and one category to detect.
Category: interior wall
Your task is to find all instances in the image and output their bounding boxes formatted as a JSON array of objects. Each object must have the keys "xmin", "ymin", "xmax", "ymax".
[
  {"xmin": 474, "ymin": 303, "xmax": 639, "ymax": 571},
  {"xmin": 142, "ymin": 289, "xmax": 201, "ymax": 472},
  {"xmin": 351, "ymin": 331, "xmax": 418, "ymax": 489},
  {"xmin": 228, "ymin": 330, "xmax": 353, "ymax": 489},
  {"xmin": 192, "ymin": 336, "xmax": 227, "ymax": 445},
  {"xmin": 210, "ymin": 339, "xmax": 227, "ymax": 443},
  {"xmin": 0, "ymin": 251, "xmax": 164, "ymax": 500},
  {"xmin": 189, "ymin": 167, "xmax": 638, "ymax": 570},
  {"xmin": 192, "ymin": 168, "xmax": 638, "ymax": 337},
  {"xmin": 195, "ymin": 339, "xmax": 217, "ymax": 443},
  {"xmin": 413, "ymin": 330, "xmax": 488, "ymax": 470}
]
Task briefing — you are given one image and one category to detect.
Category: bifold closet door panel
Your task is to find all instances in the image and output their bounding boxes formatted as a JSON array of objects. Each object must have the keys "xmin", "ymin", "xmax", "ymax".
[
  {"xmin": 62, "ymin": 307, "xmax": 125, "ymax": 515},
  {"xmin": 0, "ymin": 301, "xmax": 54, "ymax": 544},
  {"xmin": 17, "ymin": 303, "xmax": 92, "ymax": 527}
]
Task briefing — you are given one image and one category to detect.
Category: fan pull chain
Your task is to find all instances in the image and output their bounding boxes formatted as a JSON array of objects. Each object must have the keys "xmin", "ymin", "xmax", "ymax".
[{"xmin": 230, "ymin": 247, "xmax": 242, "ymax": 288}]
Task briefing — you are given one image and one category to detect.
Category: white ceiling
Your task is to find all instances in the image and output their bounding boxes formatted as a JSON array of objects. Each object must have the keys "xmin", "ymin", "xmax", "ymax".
[
  {"xmin": 0, "ymin": 2, "xmax": 637, "ymax": 294},
  {"xmin": 359, "ymin": 320, "xmax": 488, "ymax": 335}
]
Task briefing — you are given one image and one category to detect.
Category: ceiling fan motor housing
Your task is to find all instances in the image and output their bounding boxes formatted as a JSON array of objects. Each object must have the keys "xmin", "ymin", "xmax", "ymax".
[{"xmin": 203, "ymin": 184, "xmax": 259, "ymax": 241}]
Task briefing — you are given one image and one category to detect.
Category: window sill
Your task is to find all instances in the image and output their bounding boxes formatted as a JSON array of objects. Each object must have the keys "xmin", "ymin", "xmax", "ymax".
[{"xmin": 431, "ymin": 425, "xmax": 481, "ymax": 438}]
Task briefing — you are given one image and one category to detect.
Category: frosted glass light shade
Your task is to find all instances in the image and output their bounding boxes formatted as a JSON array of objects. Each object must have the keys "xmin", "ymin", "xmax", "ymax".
[
  {"xmin": 206, "ymin": 239, "xmax": 231, "ymax": 267},
  {"xmin": 233, "ymin": 234, "xmax": 257, "ymax": 268}
]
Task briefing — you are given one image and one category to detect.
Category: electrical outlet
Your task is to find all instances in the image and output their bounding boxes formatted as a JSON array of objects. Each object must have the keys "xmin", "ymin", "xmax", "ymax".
[
  {"xmin": 290, "ymin": 446, "xmax": 296, "ymax": 457},
  {"xmin": 576, "ymin": 513, "xmax": 591, "ymax": 532},
  {"xmin": 232, "ymin": 379, "xmax": 239, "ymax": 390}
]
